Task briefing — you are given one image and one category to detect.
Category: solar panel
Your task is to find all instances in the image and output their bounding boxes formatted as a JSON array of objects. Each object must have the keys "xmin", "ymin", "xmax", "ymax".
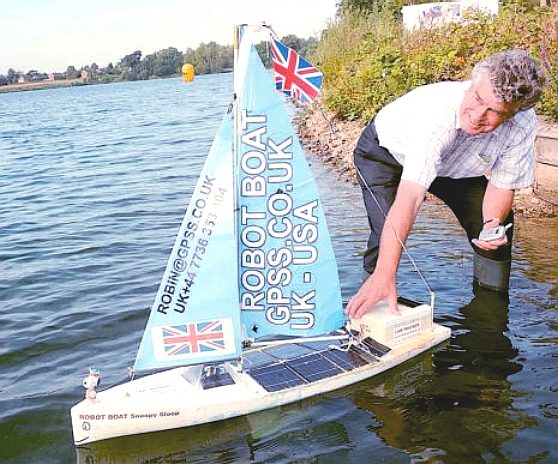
[
  {"xmin": 201, "ymin": 366, "xmax": 235, "ymax": 390},
  {"xmin": 361, "ymin": 337, "xmax": 391, "ymax": 358},
  {"xmin": 321, "ymin": 347, "xmax": 373, "ymax": 370},
  {"xmin": 246, "ymin": 342, "xmax": 381, "ymax": 392},
  {"xmin": 243, "ymin": 350, "xmax": 278, "ymax": 369},
  {"xmin": 248, "ymin": 362, "xmax": 306, "ymax": 392},
  {"xmin": 287, "ymin": 353, "xmax": 342, "ymax": 382},
  {"xmin": 263, "ymin": 343, "xmax": 316, "ymax": 360},
  {"xmin": 243, "ymin": 343, "xmax": 317, "ymax": 370},
  {"xmin": 197, "ymin": 335, "xmax": 389, "ymax": 392}
]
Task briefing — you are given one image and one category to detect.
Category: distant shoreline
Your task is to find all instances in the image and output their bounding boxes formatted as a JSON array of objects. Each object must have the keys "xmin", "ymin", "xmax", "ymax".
[
  {"xmin": 0, "ymin": 78, "xmax": 90, "ymax": 93},
  {"xmin": 0, "ymin": 74, "xmax": 190, "ymax": 94}
]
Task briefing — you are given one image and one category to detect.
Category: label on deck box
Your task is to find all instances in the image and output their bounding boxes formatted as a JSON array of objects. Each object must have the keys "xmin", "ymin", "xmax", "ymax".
[{"xmin": 349, "ymin": 301, "xmax": 433, "ymax": 347}]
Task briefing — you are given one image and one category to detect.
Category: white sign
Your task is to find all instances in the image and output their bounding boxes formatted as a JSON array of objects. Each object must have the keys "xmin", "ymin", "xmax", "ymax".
[{"xmin": 402, "ymin": 0, "xmax": 499, "ymax": 31}]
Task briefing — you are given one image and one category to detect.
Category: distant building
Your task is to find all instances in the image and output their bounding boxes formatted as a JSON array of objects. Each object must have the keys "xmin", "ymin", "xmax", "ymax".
[
  {"xmin": 17, "ymin": 74, "xmax": 29, "ymax": 84},
  {"xmin": 48, "ymin": 72, "xmax": 66, "ymax": 81},
  {"xmin": 402, "ymin": 0, "xmax": 499, "ymax": 31}
]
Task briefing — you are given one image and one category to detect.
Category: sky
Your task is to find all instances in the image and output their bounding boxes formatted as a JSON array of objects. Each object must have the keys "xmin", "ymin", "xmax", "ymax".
[{"xmin": 0, "ymin": 0, "xmax": 339, "ymax": 75}]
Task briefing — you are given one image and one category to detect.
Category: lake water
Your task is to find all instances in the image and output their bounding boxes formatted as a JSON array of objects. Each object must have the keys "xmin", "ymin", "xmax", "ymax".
[{"xmin": 1, "ymin": 74, "xmax": 557, "ymax": 464}]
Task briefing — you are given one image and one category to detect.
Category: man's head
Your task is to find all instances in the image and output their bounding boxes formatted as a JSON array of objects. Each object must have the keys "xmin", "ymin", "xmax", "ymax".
[{"xmin": 459, "ymin": 49, "xmax": 546, "ymax": 135}]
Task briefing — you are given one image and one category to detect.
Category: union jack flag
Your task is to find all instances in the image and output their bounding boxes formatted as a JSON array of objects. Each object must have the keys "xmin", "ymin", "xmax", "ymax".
[
  {"xmin": 270, "ymin": 37, "xmax": 323, "ymax": 103},
  {"xmin": 160, "ymin": 320, "xmax": 227, "ymax": 357}
]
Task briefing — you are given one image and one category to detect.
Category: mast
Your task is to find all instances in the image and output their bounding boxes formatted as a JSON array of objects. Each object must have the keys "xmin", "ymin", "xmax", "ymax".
[
  {"xmin": 233, "ymin": 24, "xmax": 242, "ymax": 159},
  {"xmin": 233, "ymin": 24, "xmax": 243, "ymax": 344}
]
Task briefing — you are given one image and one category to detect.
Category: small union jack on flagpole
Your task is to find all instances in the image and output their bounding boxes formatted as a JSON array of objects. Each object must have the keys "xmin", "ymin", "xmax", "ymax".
[{"xmin": 270, "ymin": 36, "xmax": 323, "ymax": 103}]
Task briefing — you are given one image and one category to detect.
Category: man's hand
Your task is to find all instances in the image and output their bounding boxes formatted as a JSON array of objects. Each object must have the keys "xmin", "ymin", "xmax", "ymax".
[
  {"xmin": 345, "ymin": 180, "xmax": 425, "ymax": 320},
  {"xmin": 345, "ymin": 271, "xmax": 399, "ymax": 319},
  {"xmin": 471, "ymin": 234, "xmax": 509, "ymax": 251},
  {"xmin": 476, "ymin": 183, "xmax": 514, "ymax": 251}
]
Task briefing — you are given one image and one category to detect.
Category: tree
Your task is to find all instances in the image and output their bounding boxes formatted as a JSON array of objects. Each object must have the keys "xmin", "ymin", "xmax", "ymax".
[
  {"xmin": 0, "ymin": 33, "xmax": 311, "ymax": 84},
  {"xmin": 7, "ymin": 68, "xmax": 17, "ymax": 84},
  {"xmin": 255, "ymin": 41, "xmax": 271, "ymax": 67},
  {"xmin": 198, "ymin": 41, "xmax": 220, "ymax": 74},
  {"xmin": 153, "ymin": 47, "xmax": 183, "ymax": 77},
  {"xmin": 338, "ymin": 0, "xmax": 409, "ymax": 18},
  {"xmin": 137, "ymin": 53, "xmax": 156, "ymax": 79},
  {"xmin": 281, "ymin": 34, "xmax": 304, "ymax": 52},
  {"xmin": 66, "ymin": 65, "xmax": 80, "ymax": 79},
  {"xmin": 119, "ymin": 50, "xmax": 142, "ymax": 70}
]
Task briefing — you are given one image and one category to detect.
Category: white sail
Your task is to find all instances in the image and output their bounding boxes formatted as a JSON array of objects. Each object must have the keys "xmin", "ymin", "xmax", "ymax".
[
  {"xmin": 236, "ymin": 38, "xmax": 344, "ymax": 340},
  {"xmin": 134, "ymin": 114, "xmax": 242, "ymax": 372}
]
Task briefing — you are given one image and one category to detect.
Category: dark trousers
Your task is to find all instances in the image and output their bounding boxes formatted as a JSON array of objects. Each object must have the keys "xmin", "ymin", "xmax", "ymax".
[{"xmin": 353, "ymin": 122, "xmax": 513, "ymax": 274}]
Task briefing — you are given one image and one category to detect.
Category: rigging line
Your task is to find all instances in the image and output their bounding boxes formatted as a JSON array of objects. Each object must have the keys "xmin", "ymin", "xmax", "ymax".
[
  {"xmin": 315, "ymin": 102, "xmax": 338, "ymax": 137},
  {"xmin": 354, "ymin": 165, "xmax": 434, "ymax": 300},
  {"xmin": 312, "ymin": 106, "xmax": 434, "ymax": 303}
]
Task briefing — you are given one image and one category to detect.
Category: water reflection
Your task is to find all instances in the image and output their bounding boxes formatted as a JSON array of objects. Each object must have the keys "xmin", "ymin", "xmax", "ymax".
[
  {"xmin": 516, "ymin": 218, "xmax": 558, "ymax": 299},
  {"xmin": 353, "ymin": 283, "xmax": 537, "ymax": 463},
  {"xmin": 75, "ymin": 398, "xmax": 358, "ymax": 463},
  {"xmin": 76, "ymin": 417, "xmax": 253, "ymax": 463}
]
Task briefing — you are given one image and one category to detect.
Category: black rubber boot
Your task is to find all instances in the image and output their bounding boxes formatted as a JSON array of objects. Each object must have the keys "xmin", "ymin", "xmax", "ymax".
[{"xmin": 473, "ymin": 252, "xmax": 511, "ymax": 292}]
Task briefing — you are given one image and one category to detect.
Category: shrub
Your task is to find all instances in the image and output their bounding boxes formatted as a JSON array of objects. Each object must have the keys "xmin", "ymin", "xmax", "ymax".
[
  {"xmin": 538, "ymin": 2, "xmax": 558, "ymax": 120},
  {"xmin": 315, "ymin": 4, "xmax": 557, "ymax": 122}
]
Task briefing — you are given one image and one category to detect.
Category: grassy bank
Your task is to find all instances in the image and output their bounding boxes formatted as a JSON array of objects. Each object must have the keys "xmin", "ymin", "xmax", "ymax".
[{"xmin": 0, "ymin": 78, "xmax": 90, "ymax": 93}]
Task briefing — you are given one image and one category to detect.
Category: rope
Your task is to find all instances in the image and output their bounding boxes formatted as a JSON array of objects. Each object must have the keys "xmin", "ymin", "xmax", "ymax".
[
  {"xmin": 315, "ymin": 103, "xmax": 338, "ymax": 137},
  {"xmin": 313, "ymin": 106, "xmax": 435, "ymax": 307}
]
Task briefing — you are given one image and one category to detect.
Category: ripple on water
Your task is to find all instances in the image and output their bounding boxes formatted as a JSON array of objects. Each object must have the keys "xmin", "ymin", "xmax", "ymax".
[{"xmin": 1, "ymin": 74, "xmax": 557, "ymax": 464}]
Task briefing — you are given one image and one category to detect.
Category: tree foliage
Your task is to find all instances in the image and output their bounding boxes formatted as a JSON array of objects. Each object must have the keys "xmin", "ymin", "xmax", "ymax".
[
  {"xmin": 66, "ymin": 65, "xmax": 80, "ymax": 79},
  {"xmin": 7, "ymin": 68, "xmax": 18, "ymax": 84},
  {"xmin": 154, "ymin": 47, "xmax": 183, "ymax": 76},
  {"xmin": 0, "ymin": 34, "xmax": 316, "ymax": 86},
  {"xmin": 316, "ymin": 4, "xmax": 558, "ymax": 121},
  {"xmin": 119, "ymin": 50, "xmax": 142, "ymax": 69},
  {"xmin": 184, "ymin": 42, "xmax": 233, "ymax": 74}
]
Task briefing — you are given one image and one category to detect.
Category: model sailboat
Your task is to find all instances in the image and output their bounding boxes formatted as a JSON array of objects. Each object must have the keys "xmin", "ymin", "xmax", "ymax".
[{"xmin": 71, "ymin": 25, "xmax": 450, "ymax": 445}]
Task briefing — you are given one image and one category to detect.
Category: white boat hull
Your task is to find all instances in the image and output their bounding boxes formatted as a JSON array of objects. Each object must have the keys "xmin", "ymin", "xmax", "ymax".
[{"xmin": 71, "ymin": 322, "xmax": 450, "ymax": 445}]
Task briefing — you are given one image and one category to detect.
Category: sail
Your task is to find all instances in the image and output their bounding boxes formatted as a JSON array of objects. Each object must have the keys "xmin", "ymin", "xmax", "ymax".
[
  {"xmin": 237, "ymin": 41, "xmax": 344, "ymax": 339},
  {"xmin": 134, "ymin": 114, "xmax": 242, "ymax": 372}
]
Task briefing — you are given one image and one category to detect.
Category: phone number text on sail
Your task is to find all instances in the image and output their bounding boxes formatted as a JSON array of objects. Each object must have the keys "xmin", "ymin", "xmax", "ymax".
[
  {"xmin": 239, "ymin": 109, "xmax": 319, "ymax": 330},
  {"xmin": 156, "ymin": 175, "xmax": 227, "ymax": 315}
]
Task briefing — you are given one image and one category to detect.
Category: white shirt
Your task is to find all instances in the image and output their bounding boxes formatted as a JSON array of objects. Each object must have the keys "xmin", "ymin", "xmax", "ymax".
[{"xmin": 374, "ymin": 81, "xmax": 537, "ymax": 190}]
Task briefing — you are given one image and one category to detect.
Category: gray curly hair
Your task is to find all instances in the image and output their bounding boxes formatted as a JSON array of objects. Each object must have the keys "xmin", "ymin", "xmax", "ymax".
[{"xmin": 472, "ymin": 49, "xmax": 546, "ymax": 111}]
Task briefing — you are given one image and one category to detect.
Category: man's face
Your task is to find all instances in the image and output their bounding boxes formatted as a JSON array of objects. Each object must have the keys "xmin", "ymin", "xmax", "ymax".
[{"xmin": 459, "ymin": 73, "xmax": 516, "ymax": 135}]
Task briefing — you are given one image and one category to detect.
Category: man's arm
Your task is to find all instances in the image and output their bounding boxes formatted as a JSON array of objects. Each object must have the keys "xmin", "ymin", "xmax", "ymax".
[
  {"xmin": 346, "ymin": 180, "xmax": 426, "ymax": 318},
  {"xmin": 472, "ymin": 182, "xmax": 514, "ymax": 251}
]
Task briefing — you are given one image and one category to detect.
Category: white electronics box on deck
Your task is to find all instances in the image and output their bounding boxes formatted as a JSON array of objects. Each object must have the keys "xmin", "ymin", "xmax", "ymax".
[{"xmin": 349, "ymin": 300, "xmax": 433, "ymax": 347}]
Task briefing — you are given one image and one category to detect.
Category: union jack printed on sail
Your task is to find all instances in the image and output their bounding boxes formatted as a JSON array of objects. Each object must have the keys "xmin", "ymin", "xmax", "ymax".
[
  {"xmin": 152, "ymin": 318, "xmax": 236, "ymax": 361},
  {"xmin": 271, "ymin": 37, "xmax": 323, "ymax": 103}
]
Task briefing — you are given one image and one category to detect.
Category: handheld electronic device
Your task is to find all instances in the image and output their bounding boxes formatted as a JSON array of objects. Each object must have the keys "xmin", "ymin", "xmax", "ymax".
[{"xmin": 478, "ymin": 223, "xmax": 513, "ymax": 242}]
